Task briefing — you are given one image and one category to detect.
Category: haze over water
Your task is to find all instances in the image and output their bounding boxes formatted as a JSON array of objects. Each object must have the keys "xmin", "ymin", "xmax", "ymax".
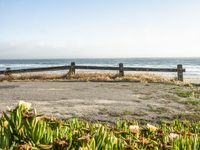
[{"xmin": 1, "ymin": 1, "xmax": 200, "ymax": 59}]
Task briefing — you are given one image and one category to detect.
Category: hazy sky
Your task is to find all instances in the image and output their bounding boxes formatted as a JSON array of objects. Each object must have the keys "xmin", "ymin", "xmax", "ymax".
[{"xmin": 0, "ymin": 0, "xmax": 200, "ymax": 59}]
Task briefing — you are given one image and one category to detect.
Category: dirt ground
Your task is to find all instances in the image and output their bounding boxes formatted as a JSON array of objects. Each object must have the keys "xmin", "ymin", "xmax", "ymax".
[{"xmin": 0, "ymin": 81, "xmax": 199, "ymax": 123}]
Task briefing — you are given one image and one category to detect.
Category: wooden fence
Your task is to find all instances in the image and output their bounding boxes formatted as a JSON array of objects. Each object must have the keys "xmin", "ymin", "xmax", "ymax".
[{"xmin": 0, "ymin": 62, "xmax": 186, "ymax": 81}]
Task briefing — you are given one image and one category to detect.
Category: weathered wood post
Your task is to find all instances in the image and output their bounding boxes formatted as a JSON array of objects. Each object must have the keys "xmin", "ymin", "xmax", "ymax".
[
  {"xmin": 5, "ymin": 67, "xmax": 11, "ymax": 76},
  {"xmin": 119, "ymin": 63, "xmax": 124, "ymax": 76},
  {"xmin": 177, "ymin": 64, "xmax": 183, "ymax": 81},
  {"xmin": 70, "ymin": 62, "xmax": 75, "ymax": 75}
]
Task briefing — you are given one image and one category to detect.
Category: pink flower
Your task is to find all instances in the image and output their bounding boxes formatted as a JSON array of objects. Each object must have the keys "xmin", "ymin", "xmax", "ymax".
[
  {"xmin": 129, "ymin": 125, "xmax": 140, "ymax": 134},
  {"xmin": 169, "ymin": 133, "xmax": 179, "ymax": 140}
]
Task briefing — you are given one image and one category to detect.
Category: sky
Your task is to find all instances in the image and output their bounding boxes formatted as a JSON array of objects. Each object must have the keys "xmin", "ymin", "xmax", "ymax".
[{"xmin": 0, "ymin": 0, "xmax": 200, "ymax": 59}]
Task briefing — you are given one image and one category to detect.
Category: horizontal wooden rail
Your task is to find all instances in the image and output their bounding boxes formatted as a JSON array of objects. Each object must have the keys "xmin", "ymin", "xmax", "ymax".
[
  {"xmin": 0, "ymin": 65, "xmax": 70, "ymax": 74},
  {"xmin": 0, "ymin": 62, "xmax": 186, "ymax": 81},
  {"xmin": 75, "ymin": 66, "xmax": 184, "ymax": 72},
  {"xmin": 0, "ymin": 66, "xmax": 184, "ymax": 73},
  {"xmin": 75, "ymin": 66, "xmax": 118, "ymax": 70},
  {"xmin": 124, "ymin": 67, "xmax": 184, "ymax": 72}
]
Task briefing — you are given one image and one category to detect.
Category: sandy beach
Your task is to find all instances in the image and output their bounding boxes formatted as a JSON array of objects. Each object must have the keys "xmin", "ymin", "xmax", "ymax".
[{"xmin": 0, "ymin": 81, "xmax": 199, "ymax": 123}]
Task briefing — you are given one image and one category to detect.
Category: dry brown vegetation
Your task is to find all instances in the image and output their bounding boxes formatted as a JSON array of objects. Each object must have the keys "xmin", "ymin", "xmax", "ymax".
[
  {"xmin": 0, "ymin": 73, "xmax": 66, "ymax": 81},
  {"xmin": 67, "ymin": 72, "xmax": 177, "ymax": 83},
  {"xmin": 0, "ymin": 72, "xmax": 180, "ymax": 83}
]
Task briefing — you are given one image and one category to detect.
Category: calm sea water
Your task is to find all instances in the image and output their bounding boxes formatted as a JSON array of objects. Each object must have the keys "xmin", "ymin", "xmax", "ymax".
[{"xmin": 0, "ymin": 58, "xmax": 199, "ymax": 78}]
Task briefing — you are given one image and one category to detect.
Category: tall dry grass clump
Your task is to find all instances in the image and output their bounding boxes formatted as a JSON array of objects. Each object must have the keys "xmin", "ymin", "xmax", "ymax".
[
  {"xmin": 66, "ymin": 72, "xmax": 176, "ymax": 83},
  {"xmin": 0, "ymin": 73, "xmax": 66, "ymax": 81}
]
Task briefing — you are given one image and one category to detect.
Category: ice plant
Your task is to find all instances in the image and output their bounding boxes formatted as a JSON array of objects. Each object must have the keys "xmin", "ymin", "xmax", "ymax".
[
  {"xmin": 129, "ymin": 125, "xmax": 140, "ymax": 134},
  {"xmin": 18, "ymin": 100, "xmax": 31, "ymax": 110},
  {"xmin": 0, "ymin": 102, "xmax": 199, "ymax": 149},
  {"xmin": 147, "ymin": 124, "xmax": 157, "ymax": 132}
]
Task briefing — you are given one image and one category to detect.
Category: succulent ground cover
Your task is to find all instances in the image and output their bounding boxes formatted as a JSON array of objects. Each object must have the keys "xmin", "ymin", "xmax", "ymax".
[{"xmin": 0, "ymin": 101, "xmax": 199, "ymax": 150}]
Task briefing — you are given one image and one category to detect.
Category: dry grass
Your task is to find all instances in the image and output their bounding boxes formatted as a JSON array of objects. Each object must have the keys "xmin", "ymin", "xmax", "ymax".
[
  {"xmin": 0, "ymin": 73, "xmax": 66, "ymax": 81},
  {"xmin": 0, "ymin": 72, "xmax": 179, "ymax": 83},
  {"xmin": 67, "ymin": 72, "xmax": 176, "ymax": 83}
]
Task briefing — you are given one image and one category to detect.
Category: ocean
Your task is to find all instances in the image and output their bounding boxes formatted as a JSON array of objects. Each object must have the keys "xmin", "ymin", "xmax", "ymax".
[{"xmin": 0, "ymin": 58, "xmax": 200, "ymax": 78}]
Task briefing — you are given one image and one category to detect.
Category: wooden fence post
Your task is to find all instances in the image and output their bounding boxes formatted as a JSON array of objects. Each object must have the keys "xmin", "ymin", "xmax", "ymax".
[
  {"xmin": 119, "ymin": 63, "xmax": 124, "ymax": 76},
  {"xmin": 177, "ymin": 64, "xmax": 183, "ymax": 81},
  {"xmin": 5, "ymin": 68, "xmax": 11, "ymax": 76},
  {"xmin": 70, "ymin": 62, "xmax": 75, "ymax": 75}
]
